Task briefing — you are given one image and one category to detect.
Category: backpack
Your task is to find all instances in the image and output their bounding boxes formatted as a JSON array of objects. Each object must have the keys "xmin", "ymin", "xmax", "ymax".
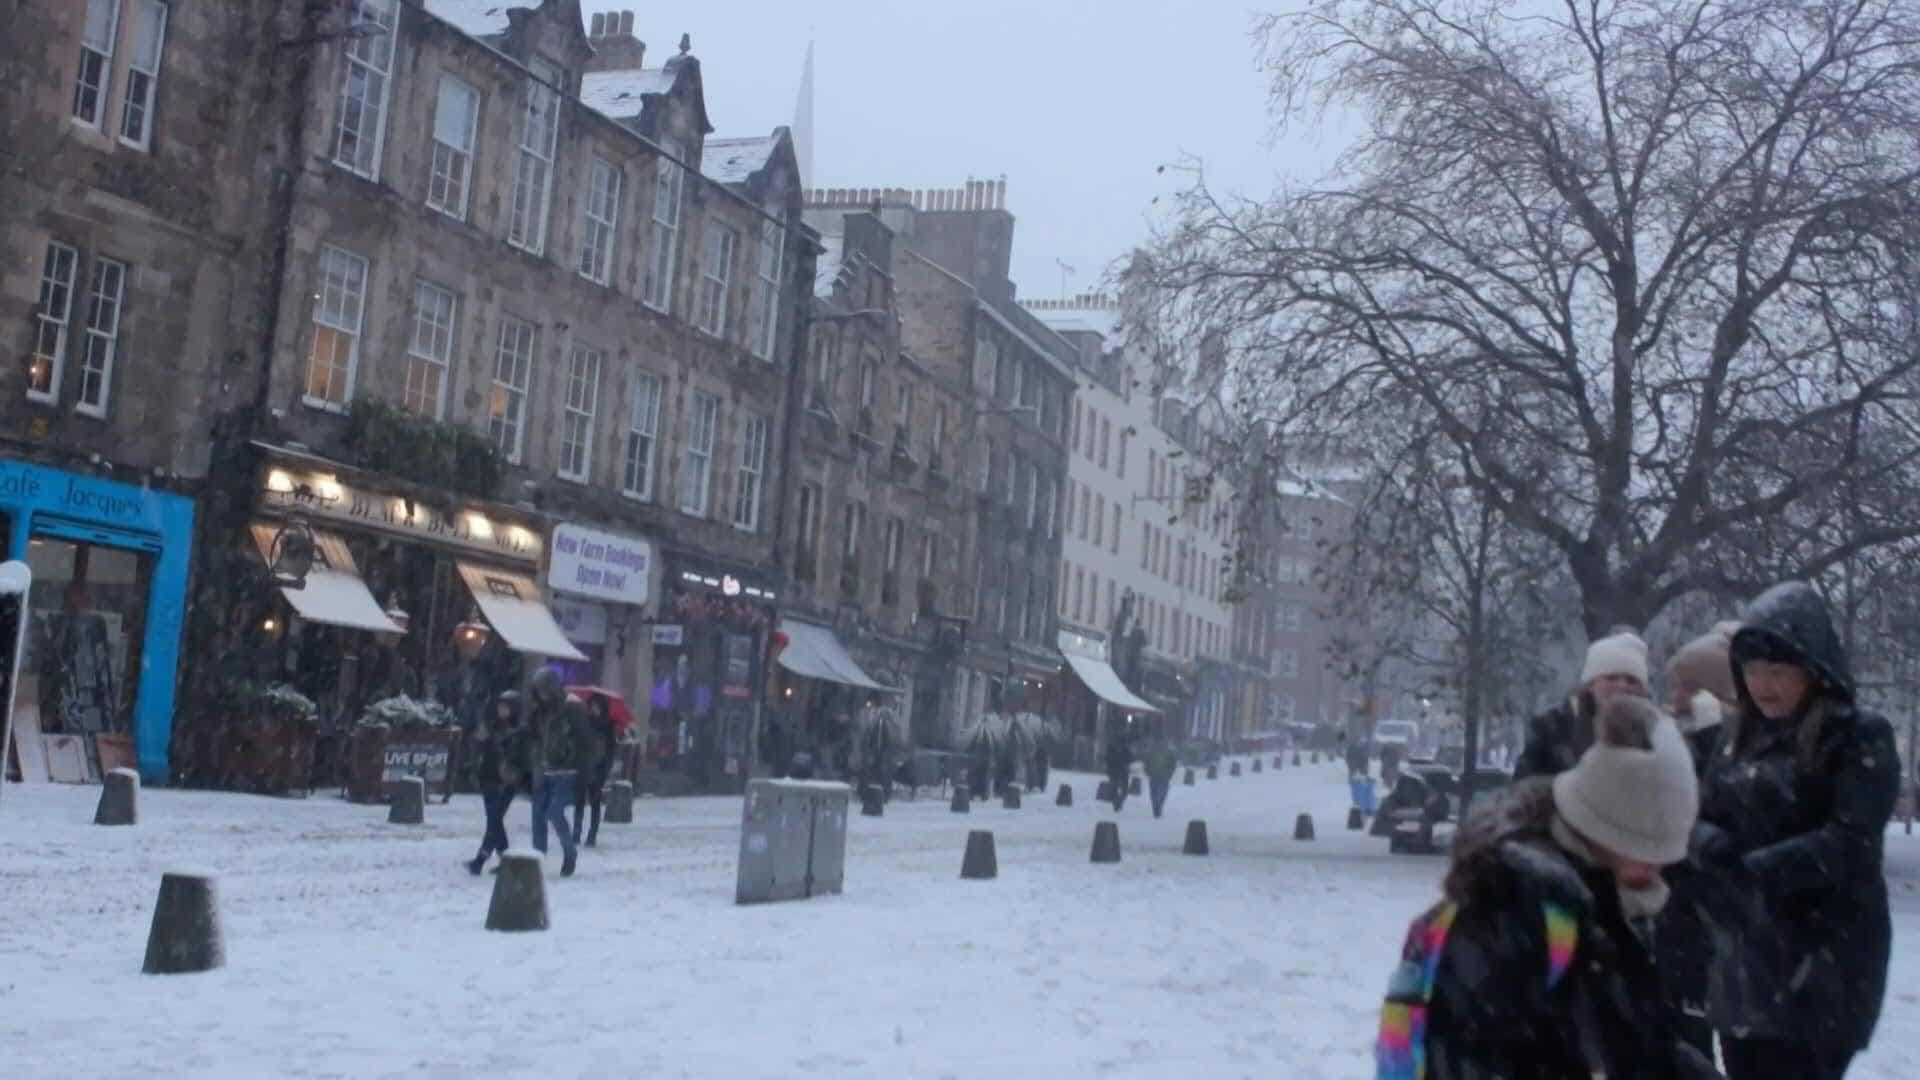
[{"xmin": 1376, "ymin": 899, "xmax": 1579, "ymax": 1079}]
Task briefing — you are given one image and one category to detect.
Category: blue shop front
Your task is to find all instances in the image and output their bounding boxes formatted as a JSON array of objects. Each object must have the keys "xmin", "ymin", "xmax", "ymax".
[{"xmin": 1, "ymin": 457, "xmax": 194, "ymax": 784}]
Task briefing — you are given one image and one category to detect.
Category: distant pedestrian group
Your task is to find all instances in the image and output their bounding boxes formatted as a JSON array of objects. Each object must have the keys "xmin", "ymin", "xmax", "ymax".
[
  {"xmin": 1379, "ymin": 581, "xmax": 1899, "ymax": 1079},
  {"xmin": 463, "ymin": 670, "xmax": 619, "ymax": 880}
]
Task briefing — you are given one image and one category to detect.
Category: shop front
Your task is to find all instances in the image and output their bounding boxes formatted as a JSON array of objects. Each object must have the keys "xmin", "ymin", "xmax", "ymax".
[
  {"xmin": 1, "ymin": 456, "xmax": 194, "ymax": 784},
  {"xmin": 767, "ymin": 615, "xmax": 898, "ymax": 780},
  {"xmin": 648, "ymin": 552, "xmax": 778, "ymax": 793},
  {"xmin": 1058, "ymin": 628, "xmax": 1159, "ymax": 768},
  {"xmin": 187, "ymin": 445, "xmax": 581, "ymax": 793}
]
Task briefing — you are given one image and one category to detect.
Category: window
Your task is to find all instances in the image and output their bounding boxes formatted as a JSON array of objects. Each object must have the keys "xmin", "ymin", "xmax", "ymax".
[
  {"xmin": 303, "ymin": 245, "xmax": 367, "ymax": 410},
  {"xmin": 488, "ymin": 317, "xmax": 535, "ymax": 461},
  {"xmin": 1078, "ymin": 487, "xmax": 1090, "ymax": 541},
  {"xmin": 1014, "ymin": 459, "xmax": 1033, "ymax": 518},
  {"xmin": 752, "ymin": 216, "xmax": 784, "ymax": 360},
  {"xmin": 332, "ymin": 0, "xmax": 397, "ymax": 178},
  {"xmin": 1072, "ymin": 398, "xmax": 1082, "ymax": 449},
  {"xmin": 681, "ymin": 390, "xmax": 719, "ymax": 516},
  {"xmin": 558, "ymin": 347, "xmax": 602, "ymax": 482},
  {"xmin": 734, "ymin": 414, "xmax": 769, "ymax": 531},
  {"xmin": 75, "ymin": 257, "xmax": 126, "ymax": 416},
  {"xmin": 578, "ymin": 158, "xmax": 621, "ymax": 284},
  {"xmin": 1093, "ymin": 494, "xmax": 1106, "ymax": 546},
  {"xmin": 811, "ymin": 329, "xmax": 838, "ymax": 404},
  {"xmin": 698, "ymin": 222, "xmax": 737, "ymax": 336},
  {"xmin": 974, "ymin": 337, "xmax": 999, "ymax": 392},
  {"xmin": 895, "ymin": 381, "xmax": 912, "ymax": 430},
  {"xmin": 509, "ymin": 58, "xmax": 563, "ymax": 254},
  {"xmin": 427, "ymin": 77, "xmax": 479, "ymax": 218},
  {"xmin": 795, "ymin": 484, "xmax": 821, "ymax": 576},
  {"xmin": 921, "ymin": 533, "xmax": 937, "ymax": 578},
  {"xmin": 404, "ymin": 280, "xmax": 456, "ymax": 418},
  {"xmin": 1041, "ymin": 475, "xmax": 1057, "ymax": 538},
  {"xmin": 859, "ymin": 355, "xmax": 877, "ymax": 409},
  {"xmin": 1277, "ymin": 650, "xmax": 1300, "ymax": 678},
  {"xmin": 645, "ymin": 146, "xmax": 684, "ymax": 311},
  {"xmin": 843, "ymin": 502, "xmax": 865, "ymax": 560},
  {"xmin": 1117, "ymin": 431, "xmax": 1129, "ymax": 478},
  {"xmin": 29, "ymin": 243, "xmax": 79, "ymax": 402},
  {"xmin": 1027, "ymin": 468, "xmax": 1044, "ymax": 530},
  {"xmin": 1008, "ymin": 357, "xmax": 1025, "ymax": 408},
  {"xmin": 623, "ymin": 371, "xmax": 663, "ymax": 499},
  {"xmin": 1111, "ymin": 504, "xmax": 1121, "ymax": 555},
  {"xmin": 884, "ymin": 518, "xmax": 903, "ymax": 575},
  {"xmin": 73, "ymin": 0, "xmax": 120, "ymax": 128},
  {"xmin": 1072, "ymin": 567, "xmax": 1085, "ymax": 622},
  {"xmin": 1099, "ymin": 417, "xmax": 1112, "ymax": 468},
  {"xmin": 932, "ymin": 406, "xmax": 946, "ymax": 457},
  {"xmin": 1140, "ymin": 523, "xmax": 1149, "ymax": 569},
  {"xmin": 117, "ymin": 1, "xmax": 167, "ymax": 149}
]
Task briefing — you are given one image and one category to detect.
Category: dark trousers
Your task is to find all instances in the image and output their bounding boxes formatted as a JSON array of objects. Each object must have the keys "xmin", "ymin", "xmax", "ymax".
[
  {"xmin": 476, "ymin": 787, "xmax": 514, "ymax": 858},
  {"xmin": 1722, "ymin": 1038, "xmax": 1855, "ymax": 1080},
  {"xmin": 572, "ymin": 772, "xmax": 604, "ymax": 846},
  {"xmin": 1148, "ymin": 775, "xmax": 1171, "ymax": 818},
  {"xmin": 1108, "ymin": 770, "xmax": 1128, "ymax": 810}
]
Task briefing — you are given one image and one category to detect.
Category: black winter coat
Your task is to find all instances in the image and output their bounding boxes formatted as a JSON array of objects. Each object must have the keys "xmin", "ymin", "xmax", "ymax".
[
  {"xmin": 1512, "ymin": 693, "xmax": 1598, "ymax": 781},
  {"xmin": 1421, "ymin": 781, "xmax": 1717, "ymax": 1080},
  {"xmin": 1692, "ymin": 582, "xmax": 1898, "ymax": 1051}
]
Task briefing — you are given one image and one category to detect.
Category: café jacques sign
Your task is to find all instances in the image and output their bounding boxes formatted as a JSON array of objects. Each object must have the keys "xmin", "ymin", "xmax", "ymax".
[{"xmin": 548, "ymin": 524, "xmax": 651, "ymax": 607}]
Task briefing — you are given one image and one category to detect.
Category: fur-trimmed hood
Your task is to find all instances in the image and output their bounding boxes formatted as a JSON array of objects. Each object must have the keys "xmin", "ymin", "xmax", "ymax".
[{"xmin": 1443, "ymin": 778, "xmax": 1594, "ymax": 910}]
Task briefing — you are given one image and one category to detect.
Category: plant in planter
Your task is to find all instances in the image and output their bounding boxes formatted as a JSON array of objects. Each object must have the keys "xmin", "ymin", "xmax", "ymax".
[
  {"xmin": 359, "ymin": 694, "xmax": 456, "ymax": 730},
  {"xmin": 258, "ymin": 683, "xmax": 318, "ymax": 723}
]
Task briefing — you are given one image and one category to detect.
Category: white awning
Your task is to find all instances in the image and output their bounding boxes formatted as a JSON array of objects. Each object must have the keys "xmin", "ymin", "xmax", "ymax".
[
  {"xmin": 777, "ymin": 619, "xmax": 897, "ymax": 692},
  {"xmin": 250, "ymin": 523, "xmax": 405, "ymax": 635},
  {"xmin": 1063, "ymin": 653, "xmax": 1160, "ymax": 713},
  {"xmin": 456, "ymin": 561, "xmax": 588, "ymax": 661}
]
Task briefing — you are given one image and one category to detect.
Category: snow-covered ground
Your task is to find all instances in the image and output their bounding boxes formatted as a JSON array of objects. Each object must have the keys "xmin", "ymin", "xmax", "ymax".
[{"xmin": 3, "ymin": 760, "xmax": 1918, "ymax": 1078}]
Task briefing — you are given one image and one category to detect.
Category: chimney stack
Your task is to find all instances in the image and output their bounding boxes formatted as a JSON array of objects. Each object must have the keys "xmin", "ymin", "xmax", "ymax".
[{"xmin": 584, "ymin": 9, "xmax": 646, "ymax": 73}]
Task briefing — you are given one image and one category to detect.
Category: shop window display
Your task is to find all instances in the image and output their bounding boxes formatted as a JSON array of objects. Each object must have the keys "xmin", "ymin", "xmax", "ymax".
[{"xmin": 24, "ymin": 537, "xmax": 151, "ymax": 776}]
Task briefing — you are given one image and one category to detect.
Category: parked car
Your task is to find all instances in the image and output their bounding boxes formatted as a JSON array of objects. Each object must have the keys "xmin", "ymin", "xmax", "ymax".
[
  {"xmin": 1374, "ymin": 763, "xmax": 1514, "ymax": 855},
  {"xmin": 1373, "ymin": 719, "xmax": 1418, "ymax": 751}
]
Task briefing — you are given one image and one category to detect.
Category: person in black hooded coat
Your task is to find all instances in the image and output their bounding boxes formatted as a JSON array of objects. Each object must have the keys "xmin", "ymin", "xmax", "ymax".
[{"xmin": 1691, "ymin": 582, "xmax": 1898, "ymax": 1079}]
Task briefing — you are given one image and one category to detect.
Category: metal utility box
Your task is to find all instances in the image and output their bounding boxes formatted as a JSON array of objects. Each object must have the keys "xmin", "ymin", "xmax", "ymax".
[{"xmin": 736, "ymin": 779, "xmax": 852, "ymax": 904}]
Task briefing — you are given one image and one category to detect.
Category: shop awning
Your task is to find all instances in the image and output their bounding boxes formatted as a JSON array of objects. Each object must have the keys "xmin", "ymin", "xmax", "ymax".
[
  {"xmin": 1063, "ymin": 653, "xmax": 1161, "ymax": 714},
  {"xmin": 250, "ymin": 523, "xmax": 406, "ymax": 635},
  {"xmin": 456, "ymin": 561, "xmax": 588, "ymax": 661},
  {"xmin": 777, "ymin": 618, "xmax": 898, "ymax": 692}
]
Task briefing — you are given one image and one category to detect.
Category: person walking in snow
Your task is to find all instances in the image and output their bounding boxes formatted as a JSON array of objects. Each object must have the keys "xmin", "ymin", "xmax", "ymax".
[
  {"xmin": 1143, "ymin": 734, "xmax": 1177, "ymax": 818},
  {"xmin": 572, "ymin": 694, "xmax": 616, "ymax": 848},
  {"xmin": 1104, "ymin": 723, "xmax": 1134, "ymax": 811},
  {"xmin": 466, "ymin": 690, "xmax": 525, "ymax": 875},
  {"xmin": 1377, "ymin": 695, "xmax": 1716, "ymax": 1078},
  {"xmin": 1513, "ymin": 629, "xmax": 1654, "ymax": 780},
  {"xmin": 524, "ymin": 670, "xmax": 581, "ymax": 877},
  {"xmin": 1692, "ymin": 583, "xmax": 1898, "ymax": 1079}
]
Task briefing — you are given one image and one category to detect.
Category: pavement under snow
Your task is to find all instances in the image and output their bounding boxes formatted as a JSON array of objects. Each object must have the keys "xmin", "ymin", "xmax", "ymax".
[{"xmin": 3, "ymin": 761, "xmax": 1918, "ymax": 1078}]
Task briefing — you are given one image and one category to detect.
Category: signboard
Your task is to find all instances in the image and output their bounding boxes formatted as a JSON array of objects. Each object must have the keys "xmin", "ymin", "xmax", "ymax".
[
  {"xmin": 652, "ymin": 624, "xmax": 684, "ymax": 646},
  {"xmin": 721, "ymin": 633, "xmax": 754, "ymax": 700},
  {"xmin": 383, "ymin": 739, "xmax": 453, "ymax": 786},
  {"xmin": 259, "ymin": 465, "xmax": 541, "ymax": 563},
  {"xmin": 549, "ymin": 524, "xmax": 652, "ymax": 606},
  {"xmin": 550, "ymin": 593, "xmax": 609, "ymax": 646}
]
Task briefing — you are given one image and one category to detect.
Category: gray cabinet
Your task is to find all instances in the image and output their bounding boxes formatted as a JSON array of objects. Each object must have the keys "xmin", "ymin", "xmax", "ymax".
[{"xmin": 736, "ymin": 779, "xmax": 852, "ymax": 904}]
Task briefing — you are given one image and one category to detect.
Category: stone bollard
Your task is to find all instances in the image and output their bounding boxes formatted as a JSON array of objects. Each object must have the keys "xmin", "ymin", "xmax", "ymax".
[
  {"xmin": 1002, "ymin": 787, "xmax": 1022, "ymax": 810},
  {"xmin": 1252, "ymin": 759, "xmax": 1263, "ymax": 774},
  {"xmin": 485, "ymin": 852, "xmax": 549, "ymax": 932},
  {"xmin": 95, "ymin": 767, "xmax": 139, "ymax": 826},
  {"xmin": 1090, "ymin": 821, "xmax": 1122, "ymax": 864},
  {"xmin": 1096, "ymin": 780, "xmax": 1113, "ymax": 803},
  {"xmin": 1348, "ymin": 806, "xmax": 1366, "ymax": 831},
  {"xmin": 1206, "ymin": 765, "xmax": 1218, "ymax": 780},
  {"xmin": 387, "ymin": 776, "xmax": 426, "ymax": 825},
  {"xmin": 1183, "ymin": 768, "xmax": 1195, "ymax": 786},
  {"xmin": 861, "ymin": 785, "xmax": 885, "ymax": 817},
  {"xmin": 1230, "ymin": 762, "xmax": 1242, "ymax": 777},
  {"xmin": 950, "ymin": 787, "xmax": 971, "ymax": 813},
  {"xmin": 143, "ymin": 872, "xmax": 223, "ymax": 974},
  {"xmin": 1311, "ymin": 752, "xmax": 1321, "ymax": 764},
  {"xmin": 604, "ymin": 780, "xmax": 634, "ymax": 824},
  {"xmin": 1183, "ymin": 820, "xmax": 1210, "ymax": 856},
  {"xmin": 1128, "ymin": 776, "xmax": 1143, "ymax": 797},
  {"xmin": 961, "ymin": 830, "xmax": 998, "ymax": 880},
  {"xmin": 1294, "ymin": 813, "xmax": 1316, "ymax": 841},
  {"xmin": 1293, "ymin": 752, "xmax": 1302, "ymax": 767},
  {"xmin": 1273, "ymin": 756, "xmax": 1284, "ymax": 769},
  {"xmin": 1056, "ymin": 784, "xmax": 1073, "ymax": 807}
]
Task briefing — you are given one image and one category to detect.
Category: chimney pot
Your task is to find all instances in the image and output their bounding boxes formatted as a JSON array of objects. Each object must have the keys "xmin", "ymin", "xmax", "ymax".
[
  {"xmin": 620, "ymin": 11, "xmax": 634, "ymax": 35},
  {"xmin": 590, "ymin": 12, "xmax": 606, "ymax": 35}
]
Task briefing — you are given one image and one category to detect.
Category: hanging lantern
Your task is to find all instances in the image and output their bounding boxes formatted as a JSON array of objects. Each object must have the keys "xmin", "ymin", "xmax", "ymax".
[
  {"xmin": 268, "ymin": 519, "xmax": 317, "ymax": 590},
  {"xmin": 376, "ymin": 595, "xmax": 410, "ymax": 648},
  {"xmin": 452, "ymin": 612, "xmax": 491, "ymax": 660}
]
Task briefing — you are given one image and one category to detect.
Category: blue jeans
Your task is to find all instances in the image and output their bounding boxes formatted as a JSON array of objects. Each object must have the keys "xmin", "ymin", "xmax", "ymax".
[
  {"xmin": 531, "ymin": 772, "xmax": 577, "ymax": 855},
  {"xmin": 1350, "ymin": 776, "xmax": 1377, "ymax": 814}
]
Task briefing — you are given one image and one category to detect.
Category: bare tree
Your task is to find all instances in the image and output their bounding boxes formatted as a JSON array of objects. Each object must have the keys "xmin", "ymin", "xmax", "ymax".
[{"xmin": 1123, "ymin": 0, "xmax": 1920, "ymax": 635}]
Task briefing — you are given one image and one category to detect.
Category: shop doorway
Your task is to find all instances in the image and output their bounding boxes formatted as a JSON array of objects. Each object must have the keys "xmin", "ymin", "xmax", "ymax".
[{"xmin": 23, "ymin": 533, "xmax": 154, "ymax": 778}]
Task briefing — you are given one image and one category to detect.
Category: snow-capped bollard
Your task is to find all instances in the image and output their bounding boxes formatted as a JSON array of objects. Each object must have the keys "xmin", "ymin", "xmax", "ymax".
[
  {"xmin": 1274, "ymin": 755, "xmax": 1284, "ymax": 769},
  {"xmin": 486, "ymin": 852, "xmax": 549, "ymax": 932},
  {"xmin": 1056, "ymin": 784, "xmax": 1073, "ymax": 807},
  {"xmin": 1348, "ymin": 807, "xmax": 1366, "ymax": 831},
  {"xmin": 950, "ymin": 786, "xmax": 970, "ymax": 813},
  {"xmin": 861, "ymin": 785, "xmax": 885, "ymax": 817},
  {"xmin": 1183, "ymin": 768, "xmax": 1195, "ymax": 786},
  {"xmin": 1230, "ymin": 762, "xmax": 1242, "ymax": 777},
  {"xmin": 142, "ymin": 872, "xmax": 223, "ymax": 974},
  {"xmin": 95, "ymin": 767, "xmax": 139, "ymax": 826},
  {"xmin": 1128, "ymin": 775, "xmax": 1143, "ymax": 796},
  {"xmin": 1002, "ymin": 787, "xmax": 1022, "ymax": 810},
  {"xmin": 1293, "ymin": 752, "xmax": 1302, "ymax": 767},
  {"xmin": 1184, "ymin": 820, "xmax": 1210, "ymax": 856},
  {"xmin": 1294, "ymin": 813, "xmax": 1316, "ymax": 841},
  {"xmin": 1252, "ymin": 758, "xmax": 1263, "ymax": 773},
  {"xmin": 1207, "ymin": 765, "xmax": 1218, "ymax": 780},
  {"xmin": 1311, "ymin": 752, "xmax": 1321, "ymax": 764},
  {"xmin": 387, "ymin": 776, "xmax": 426, "ymax": 825},
  {"xmin": 1090, "ymin": 821, "xmax": 1122, "ymax": 864},
  {"xmin": 604, "ymin": 780, "xmax": 634, "ymax": 824},
  {"xmin": 961, "ymin": 830, "xmax": 998, "ymax": 880},
  {"xmin": 1096, "ymin": 780, "xmax": 1113, "ymax": 802}
]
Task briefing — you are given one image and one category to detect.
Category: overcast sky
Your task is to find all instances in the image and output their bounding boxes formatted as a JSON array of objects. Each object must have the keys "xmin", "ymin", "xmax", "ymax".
[{"xmin": 582, "ymin": 0, "xmax": 1349, "ymax": 300}]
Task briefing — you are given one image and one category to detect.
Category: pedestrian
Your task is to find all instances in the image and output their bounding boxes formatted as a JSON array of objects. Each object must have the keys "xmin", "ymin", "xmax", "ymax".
[
  {"xmin": 1513, "ymin": 629, "xmax": 1652, "ymax": 780},
  {"xmin": 524, "ymin": 671, "xmax": 580, "ymax": 877},
  {"xmin": 1033, "ymin": 740, "xmax": 1051, "ymax": 792},
  {"xmin": 465, "ymin": 690, "xmax": 524, "ymax": 875},
  {"xmin": 1693, "ymin": 583, "xmax": 1898, "ymax": 1079},
  {"xmin": 1377, "ymin": 695, "xmax": 1715, "ymax": 1078},
  {"xmin": 1668, "ymin": 621, "xmax": 1740, "ymax": 756},
  {"xmin": 572, "ymin": 695, "xmax": 616, "ymax": 849},
  {"xmin": 1105, "ymin": 723, "xmax": 1133, "ymax": 811},
  {"xmin": 1144, "ymin": 735, "xmax": 1177, "ymax": 818}
]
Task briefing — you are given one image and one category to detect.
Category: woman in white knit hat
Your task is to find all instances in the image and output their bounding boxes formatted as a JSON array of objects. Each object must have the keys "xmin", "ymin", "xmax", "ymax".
[
  {"xmin": 1377, "ymin": 695, "xmax": 1714, "ymax": 1078},
  {"xmin": 1512, "ymin": 628, "xmax": 1653, "ymax": 780}
]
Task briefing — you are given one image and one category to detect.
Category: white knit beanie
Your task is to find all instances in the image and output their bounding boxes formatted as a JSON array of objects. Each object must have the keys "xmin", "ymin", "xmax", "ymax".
[
  {"xmin": 1552, "ymin": 697, "xmax": 1698, "ymax": 865},
  {"xmin": 1580, "ymin": 631, "xmax": 1650, "ymax": 688}
]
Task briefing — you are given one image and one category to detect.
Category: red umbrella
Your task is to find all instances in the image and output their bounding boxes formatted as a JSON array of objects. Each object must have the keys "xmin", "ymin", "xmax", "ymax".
[{"xmin": 565, "ymin": 685, "xmax": 635, "ymax": 735}]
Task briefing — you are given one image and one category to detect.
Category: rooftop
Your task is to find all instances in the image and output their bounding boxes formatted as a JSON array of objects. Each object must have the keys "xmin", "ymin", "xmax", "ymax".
[
  {"xmin": 814, "ymin": 235, "xmax": 846, "ymax": 299},
  {"xmin": 703, "ymin": 135, "xmax": 780, "ymax": 185},
  {"xmin": 579, "ymin": 68, "xmax": 677, "ymax": 121},
  {"xmin": 423, "ymin": 0, "xmax": 516, "ymax": 39}
]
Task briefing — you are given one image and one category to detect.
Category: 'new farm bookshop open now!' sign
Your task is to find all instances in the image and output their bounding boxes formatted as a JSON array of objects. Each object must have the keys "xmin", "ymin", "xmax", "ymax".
[{"xmin": 548, "ymin": 524, "xmax": 652, "ymax": 607}]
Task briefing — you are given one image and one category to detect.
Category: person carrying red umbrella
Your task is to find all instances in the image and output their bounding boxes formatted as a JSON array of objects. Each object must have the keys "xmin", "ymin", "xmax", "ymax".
[{"xmin": 565, "ymin": 686, "xmax": 630, "ymax": 848}]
